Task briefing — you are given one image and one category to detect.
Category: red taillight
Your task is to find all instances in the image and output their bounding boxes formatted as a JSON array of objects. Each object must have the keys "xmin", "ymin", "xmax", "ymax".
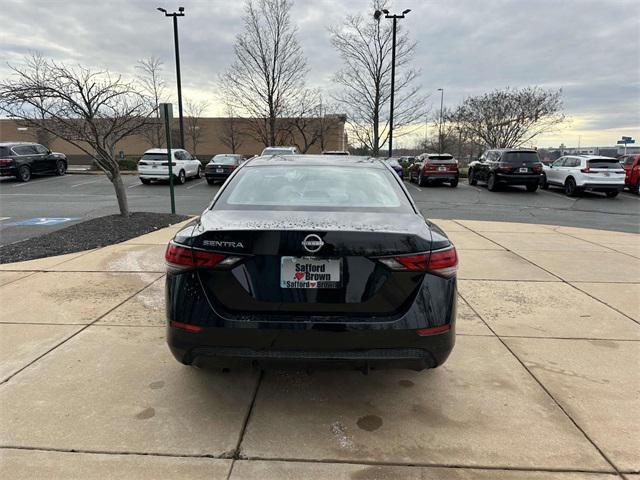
[
  {"xmin": 580, "ymin": 167, "xmax": 590, "ymax": 173},
  {"xmin": 165, "ymin": 243, "xmax": 226, "ymax": 269},
  {"xmin": 0, "ymin": 158, "xmax": 13, "ymax": 165},
  {"xmin": 416, "ymin": 325, "xmax": 450, "ymax": 336},
  {"xmin": 496, "ymin": 162, "xmax": 513, "ymax": 173},
  {"xmin": 423, "ymin": 163, "xmax": 436, "ymax": 172},
  {"xmin": 532, "ymin": 163, "xmax": 543, "ymax": 173},
  {"xmin": 170, "ymin": 320, "xmax": 202, "ymax": 332},
  {"xmin": 427, "ymin": 246, "xmax": 458, "ymax": 277},
  {"xmin": 375, "ymin": 245, "xmax": 458, "ymax": 277}
]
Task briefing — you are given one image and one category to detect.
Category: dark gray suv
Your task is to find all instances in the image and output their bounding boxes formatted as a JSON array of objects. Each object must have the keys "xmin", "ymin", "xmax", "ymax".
[
  {"xmin": 0, "ymin": 142, "xmax": 67, "ymax": 182},
  {"xmin": 468, "ymin": 149, "xmax": 544, "ymax": 192}
]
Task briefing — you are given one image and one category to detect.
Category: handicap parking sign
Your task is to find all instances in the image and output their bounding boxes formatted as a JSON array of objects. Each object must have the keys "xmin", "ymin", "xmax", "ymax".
[{"xmin": 7, "ymin": 217, "xmax": 80, "ymax": 226}]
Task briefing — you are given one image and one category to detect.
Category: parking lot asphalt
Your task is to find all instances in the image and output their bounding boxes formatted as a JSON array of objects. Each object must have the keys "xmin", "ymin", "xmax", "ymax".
[
  {"xmin": 1, "ymin": 173, "xmax": 638, "ymax": 246},
  {"xmin": 1, "ymin": 220, "xmax": 638, "ymax": 479}
]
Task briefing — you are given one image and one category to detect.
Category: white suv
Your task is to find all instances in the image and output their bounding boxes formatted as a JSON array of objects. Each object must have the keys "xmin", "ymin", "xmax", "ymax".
[
  {"xmin": 542, "ymin": 155, "xmax": 625, "ymax": 197},
  {"xmin": 137, "ymin": 148, "xmax": 202, "ymax": 185}
]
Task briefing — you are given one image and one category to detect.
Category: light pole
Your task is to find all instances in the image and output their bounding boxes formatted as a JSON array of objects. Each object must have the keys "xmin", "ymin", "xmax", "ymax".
[
  {"xmin": 158, "ymin": 6, "xmax": 185, "ymax": 149},
  {"xmin": 374, "ymin": 8, "xmax": 411, "ymax": 158},
  {"xmin": 437, "ymin": 88, "xmax": 444, "ymax": 153}
]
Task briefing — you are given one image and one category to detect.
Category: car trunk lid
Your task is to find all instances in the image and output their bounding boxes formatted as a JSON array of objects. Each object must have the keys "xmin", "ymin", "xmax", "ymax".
[{"xmin": 188, "ymin": 210, "xmax": 438, "ymax": 319}]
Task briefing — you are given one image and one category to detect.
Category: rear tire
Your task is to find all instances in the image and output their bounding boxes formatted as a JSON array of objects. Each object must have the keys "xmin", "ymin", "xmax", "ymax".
[
  {"xmin": 55, "ymin": 160, "xmax": 67, "ymax": 176},
  {"xmin": 17, "ymin": 165, "xmax": 31, "ymax": 182},
  {"xmin": 468, "ymin": 169, "xmax": 477, "ymax": 186},
  {"xmin": 206, "ymin": 179, "xmax": 216, "ymax": 185},
  {"xmin": 140, "ymin": 178, "xmax": 151, "ymax": 185},
  {"xmin": 176, "ymin": 170, "xmax": 186, "ymax": 185},
  {"xmin": 564, "ymin": 177, "xmax": 578, "ymax": 197},
  {"xmin": 487, "ymin": 173, "xmax": 498, "ymax": 191},
  {"xmin": 196, "ymin": 166, "xmax": 202, "ymax": 179},
  {"xmin": 526, "ymin": 183, "xmax": 538, "ymax": 192},
  {"xmin": 418, "ymin": 172, "xmax": 426, "ymax": 187},
  {"xmin": 449, "ymin": 178, "xmax": 458, "ymax": 188},
  {"xmin": 631, "ymin": 183, "xmax": 639, "ymax": 195},
  {"xmin": 605, "ymin": 191, "xmax": 619, "ymax": 198}
]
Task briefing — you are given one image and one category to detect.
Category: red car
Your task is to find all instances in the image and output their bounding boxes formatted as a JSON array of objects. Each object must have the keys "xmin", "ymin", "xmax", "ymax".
[
  {"xmin": 621, "ymin": 154, "xmax": 640, "ymax": 194},
  {"xmin": 409, "ymin": 153, "xmax": 459, "ymax": 187}
]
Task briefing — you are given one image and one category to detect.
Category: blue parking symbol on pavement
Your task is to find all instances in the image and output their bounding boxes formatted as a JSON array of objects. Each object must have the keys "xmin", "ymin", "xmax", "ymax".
[{"xmin": 8, "ymin": 217, "xmax": 80, "ymax": 226}]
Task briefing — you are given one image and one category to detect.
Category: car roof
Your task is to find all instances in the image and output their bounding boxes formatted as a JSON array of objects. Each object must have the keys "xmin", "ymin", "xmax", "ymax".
[
  {"xmin": 246, "ymin": 154, "xmax": 386, "ymax": 168},
  {"xmin": 489, "ymin": 148, "xmax": 538, "ymax": 153},
  {"xmin": 574, "ymin": 155, "xmax": 617, "ymax": 160},
  {"xmin": 0, "ymin": 141, "xmax": 37, "ymax": 147},
  {"xmin": 262, "ymin": 146, "xmax": 297, "ymax": 150},
  {"xmin": 143, "ymin": 148, "xmax": 185, "ymax": 154}
]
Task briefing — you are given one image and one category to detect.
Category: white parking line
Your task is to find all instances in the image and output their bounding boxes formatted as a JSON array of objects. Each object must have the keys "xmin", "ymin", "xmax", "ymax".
[
  {"xmin": 186, "ymin": 180, "xmax": 206, "ymax": 190},
  {"xmin": 70, "ymin": 179, "xmax": 101, "ymax": 188},
  {"xmin": 128, "ymin": 182, "xmax": 142, "ymax": 189},
  {"xmin": 12, "ymin": 176, "xmax": 65, "ymax": 188},
  {"xmin": 0, "ymin": 217, "xmax": 10, "ymax": 222},
  {"xmin": 408, "ymin": 183, "xmax": 422, "ymax": 192}
]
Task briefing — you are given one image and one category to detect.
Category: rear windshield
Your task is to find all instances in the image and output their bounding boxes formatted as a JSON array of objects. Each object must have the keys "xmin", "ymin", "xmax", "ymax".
[
  {"xmin": 211, "ymin": 156, "xmax": 239, "ymax": 165},
  {"xmin": 426, "ymin": 155, "xmax": 454, "ymax": 163},
  {"xmin": 0, "ymin": 146, "xmax": 12, "ymax": 157},
  {"xmin": 501, "ymin": 151, "xmax": 540, "ymax": 164},
  {"xmin": 214, "ymin": 165, "xmax": 412, "ymax": 212},
  {"xmin": 141, "ymin": 153, "xmax": 168, "ymax": 161},
  {"xmin": 386, "ymin": 159, "xmax": 400, "ymax": 167},
  {"xmin": 588, "ymin": 159, "xmax": 622, "ymax": 169}
]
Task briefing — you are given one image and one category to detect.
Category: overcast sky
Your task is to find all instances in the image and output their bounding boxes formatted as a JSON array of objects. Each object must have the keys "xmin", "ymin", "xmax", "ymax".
[{"xmin": 2, "ymin": 0, "xmax": 638, "ymax": 147}]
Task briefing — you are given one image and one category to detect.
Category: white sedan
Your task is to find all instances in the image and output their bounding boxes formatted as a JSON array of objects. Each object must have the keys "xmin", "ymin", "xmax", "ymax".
[{"xmin": 137, "ymin": 148, "xmax": 202, "ymax": 185}]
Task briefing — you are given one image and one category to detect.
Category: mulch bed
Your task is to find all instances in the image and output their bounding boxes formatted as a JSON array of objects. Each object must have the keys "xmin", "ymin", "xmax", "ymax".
[{"xmin": 0, "ymin": 212, "xmax": 190, "ymax": 264}]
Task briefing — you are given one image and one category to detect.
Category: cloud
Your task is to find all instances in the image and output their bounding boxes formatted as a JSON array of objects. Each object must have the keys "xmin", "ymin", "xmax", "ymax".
[{"xmin": 1, "ymin": 0, "xmax": 638, "ymax": 146}]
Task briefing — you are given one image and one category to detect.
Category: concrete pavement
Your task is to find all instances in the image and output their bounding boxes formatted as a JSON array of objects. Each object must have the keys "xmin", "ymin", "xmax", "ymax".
[{"xmin": 0, "ymin": 219, "xmax": 638, "ymax": 479}]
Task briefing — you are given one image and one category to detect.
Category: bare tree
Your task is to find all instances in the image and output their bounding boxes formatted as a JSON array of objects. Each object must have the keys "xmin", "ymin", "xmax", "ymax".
[
  {"xmin": 136, "ymin": 56, "xmax": 167, "ymax": 148},
  {"xmin": 329, "ymin": 0, "xmax": 426, "ymax": 156},
  {"xmin": 452, "ymin": 87, "xmax": 564, "ymax": 148},
  {"xmin": 316, "ymin": 98, "xmax": 346, "ymax": 152},
  {"xmin": 218, "ymin": 104, "xmax": 246, "ymax": 153},
  {"xmin": 220, "ymin": 0, "xmax": 308, "ymax": 147},
  {"xmin": 184, "ymin": 99, "xmax": 209, "ymax": 157},
  {"xmin": 0, "ymin": 54, "xmax": 154, "ymax": 216}
]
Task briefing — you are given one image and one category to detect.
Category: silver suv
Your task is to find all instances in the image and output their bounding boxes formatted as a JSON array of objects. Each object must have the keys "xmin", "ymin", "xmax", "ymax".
[{"xmin": 542, "ymin": 155, "xmax": 625, "ymax": 197}]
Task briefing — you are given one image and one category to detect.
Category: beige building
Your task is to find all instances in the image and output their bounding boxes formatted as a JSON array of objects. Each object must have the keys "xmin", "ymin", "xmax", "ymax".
[{"xmin": 0, "ymin": 116, "xmax": 347, "ymax": 163}]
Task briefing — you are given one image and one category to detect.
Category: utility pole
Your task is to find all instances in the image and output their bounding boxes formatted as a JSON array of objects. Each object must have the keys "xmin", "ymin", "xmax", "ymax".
[
  {"xmin": 158, "ymin": 6, "xmax": 186, "ymax": 149},
  {"xmin": 374, "ymin": 8, "xmax": 411, "ymax": 158},
  {"xmin": 438, "ymin": 88, "xmax": 444, "ymax": 153}
]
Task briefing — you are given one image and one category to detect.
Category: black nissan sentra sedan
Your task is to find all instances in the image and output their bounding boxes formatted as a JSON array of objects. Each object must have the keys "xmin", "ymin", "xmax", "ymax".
[{"xmin": 165, "ymin": 155, "xmax": 458, "ymax": 371}]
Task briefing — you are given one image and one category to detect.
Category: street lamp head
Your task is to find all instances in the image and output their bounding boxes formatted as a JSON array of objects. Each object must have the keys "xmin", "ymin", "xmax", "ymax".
[
  {"xmin": 437, "ymin": 88, "xmax": 443, "ymax": 91},
  {"xmin": 382, "ymin": 9, "xmax": 389, "ymax": 14},
  {"xmin": 402, "ymin": 9, "xmax": 411, "ymax": 14},
  {"xmin": 373, "ymin": 10, "xmax": 382, "ymax": 20},
  {"xmin": 178, "ymin": 6, "xmax": 184, "ymax": 12},
  {"xmin": 157, "ymin": 7, "xmax": 166, "ymax": 13}
]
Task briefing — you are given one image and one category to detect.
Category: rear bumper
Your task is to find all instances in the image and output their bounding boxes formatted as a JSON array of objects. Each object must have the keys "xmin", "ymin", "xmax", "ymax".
[
  {"xmin": 0, "ymin": 166, "xmax": 17, "ymax": 177},
  {"xmin": 423, "ymin": 172, "xmax": 458, "ymax": 180},
  {"xmin": 495, "ymin": 173, "xmax": 541, "ymax": 185},
  {"xmin": 578, "ymin": 182, "xmax": 624, "ymax": 191},
  {"xmin": 205, "ymin": 172, "xmax": 231, "ymax": 180},
  {"xmin": 168, "ymin": 326, "xmax": 454, "ymax": 371}
]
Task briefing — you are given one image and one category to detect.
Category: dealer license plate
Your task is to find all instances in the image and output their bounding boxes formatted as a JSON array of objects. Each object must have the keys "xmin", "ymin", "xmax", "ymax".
[
  {"xmin": 280, "ymin": 257, "xmax": 341, "ymax": 289},
  {"xmin": 438, "ymin": 166, "xmax": 447, "ymax": 171},
  {"xmin": 216, "ymin": 168, "xmax": 224, "ymax": 173},
  {"xmin": 519, "ymin": 168, "xmax": 528, "ymax": 172}
]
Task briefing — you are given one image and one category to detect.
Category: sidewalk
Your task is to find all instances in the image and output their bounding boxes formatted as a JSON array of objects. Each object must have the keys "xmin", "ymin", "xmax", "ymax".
[{"xmin": 0, "ymin": 219, "xmax": 638, "ymax": 479}]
